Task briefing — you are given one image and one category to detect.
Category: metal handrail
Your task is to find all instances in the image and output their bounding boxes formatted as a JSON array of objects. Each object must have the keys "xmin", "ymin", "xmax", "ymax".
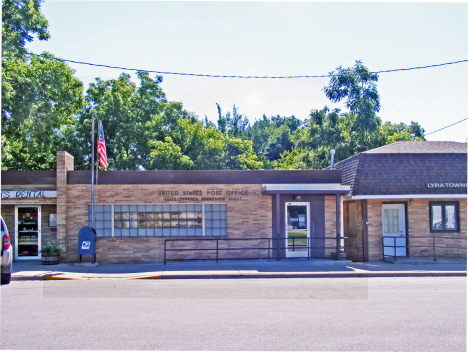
[
  {"xmin": 382, "ymin": 235, "xmax": 467, "ymax": 261},
  {"xmin": 164, "ymin": 236, "xmax": 348, "ymax": 265}
]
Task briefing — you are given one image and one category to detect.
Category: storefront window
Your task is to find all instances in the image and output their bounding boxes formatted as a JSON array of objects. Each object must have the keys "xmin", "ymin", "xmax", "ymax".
[
  {"xmin": 430, "ymin": 202, "xmax": 459, "ymax": 232},
  {"xmin": 89, "ymin": 204, "xmax": 227, "ymax": 237}
]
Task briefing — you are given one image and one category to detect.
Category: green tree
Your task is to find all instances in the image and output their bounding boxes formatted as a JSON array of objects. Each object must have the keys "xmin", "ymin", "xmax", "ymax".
[
  {"xmin": 73, "ymin": 72, "xmax": 170, "ymax": 170},
  {"xmin": 149, "ymin": 137, "xmax": 194, "ymax": 170},
  {"xmin": 2, "ymin": 0, "xmax": 50, "ymax": 58},
  {"xmin": 244, "ymin": 115, "xmax": 301, "ymax": 167},
  {"xmin": 379, "ymin": 121, "xmax": 425, "ymax": 144},
  {"xmin": 2, "ymin": 53, "xmax": 83, "ymax": 170},
  {"xmin": 216, "ymin": 104, "xmax": 250, "ymax": 137},
  {"xmin": 1, "ymin": 0, "xmax": 84, "ymax": 170},
  {"xmin": 323, "ymin": 60, "xmax": 381, "ymax": 150}
]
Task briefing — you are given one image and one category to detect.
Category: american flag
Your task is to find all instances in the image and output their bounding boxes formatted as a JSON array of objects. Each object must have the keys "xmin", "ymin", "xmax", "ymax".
[{"xmin": 97, "ymin": 121, "xmax": 108, "ymax": 169}]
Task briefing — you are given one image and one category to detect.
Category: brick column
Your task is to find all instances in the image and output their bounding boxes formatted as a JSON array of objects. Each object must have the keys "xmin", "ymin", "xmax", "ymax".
[{"xmin": 56, "ymin": 151, "xmax": 74, "ymax": 250}]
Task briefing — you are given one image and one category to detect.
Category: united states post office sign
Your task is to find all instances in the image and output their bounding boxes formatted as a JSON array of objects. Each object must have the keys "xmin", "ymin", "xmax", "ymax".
[{"xmin": 1, "ymin": 190, "xmax": 57, "ymax": 198}]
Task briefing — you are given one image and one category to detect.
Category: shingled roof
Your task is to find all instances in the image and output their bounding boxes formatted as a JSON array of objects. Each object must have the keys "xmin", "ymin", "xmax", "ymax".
[{"xmin": 332, "ymin": 141, "xmax": 467, "ymax": 196}]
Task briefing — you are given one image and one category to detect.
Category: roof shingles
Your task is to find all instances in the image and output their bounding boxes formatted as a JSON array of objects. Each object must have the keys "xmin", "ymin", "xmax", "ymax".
[{"xmin": 333, "ymin": 142, "xmax": 467, "ymax": 196}]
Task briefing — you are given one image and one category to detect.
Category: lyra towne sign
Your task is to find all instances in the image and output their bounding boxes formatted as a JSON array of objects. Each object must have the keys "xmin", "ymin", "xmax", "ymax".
[
  {"xmin": 426, "ymin": 183, "xmax": 467, "ymax": 189},
  {"xmin": 1, "ymin": 190, "xmax": 57, "ymax": 198}
]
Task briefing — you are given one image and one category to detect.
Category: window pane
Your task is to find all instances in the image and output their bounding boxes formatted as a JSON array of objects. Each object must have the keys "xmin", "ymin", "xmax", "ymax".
[
  {"xmin": 130, "ymin": 212, "xmax": 138, "ymax": 221},
  {"xmin": 445, "ymin": 205, "xmax": 457, "ymax": 230},
  {"xmin": 121, "ymin": 213, "xmax": 129, "ymax": 220},
  {"xmin": 138, "ymin": 220, "xmax": 146, "ymax": 228},
  {"xmin": 431, "ymin": 205, "xmax": 443, "ymax": 230},
  {"xmin": 163, "ymin": 220, "xmax": 171, "ymax": 228},
  {"xmin": 114, "ymin": 212, "xmax": 122, "ymax": 220},
  {"xmin": 122, "ymin": 221, "xmax": 129, "ymax": 228},
  {"xmin": 155, "ymin": 220, "xmax": 163, "ymax": 228},
  {"xmin": 162, "ymin": 213, "xmax": 170, "ymax": 220},
  {"xmin": 171, "ymin": 212, "xmax": 180, "ymax": 220},
  {"xmin": 130, "ymin": 221, "xmax": 138, "ymax": 228},
  {"xmin": 146, "ymin": 220, "xmax": 155, "ymax": 228},
  {"xmin": 115, "ymin": 221, "xmax": 122, "ymax": 229},
  {"xmin": 146, "ymin": 213, "xmax": 154, "ymax": 220},
  {"xmin": 139, "ymin": 212, "xmax": 146, "ymax": 220}
]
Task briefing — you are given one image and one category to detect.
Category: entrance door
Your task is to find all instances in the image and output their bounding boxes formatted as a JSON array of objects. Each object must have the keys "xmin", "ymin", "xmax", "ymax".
[
  {"xmin": 15, "ymin": 206, "xmax": 41, "ymax": 259},
  {"xmin": 285, "ymin": 202, "xmax": 310, "ymax": 258},
  {"xmin": 382, "ymin": 204, "xmax": 406, "ymax": 257}
]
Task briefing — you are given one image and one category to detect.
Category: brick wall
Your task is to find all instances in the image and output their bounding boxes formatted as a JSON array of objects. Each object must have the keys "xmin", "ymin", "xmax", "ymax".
[
  {"xmin": 364, "ymin": 198, "xmax": 467, "ymax": 261},
  {"xmin": 324, "ymin": 195, "xmax": 340, "ymax": 258},
  {"xmin": 56, "ymin": 151, "xmax": 74, "ymax": 251},
  {"xmin": 41, "ymin": 204, "xmax": 58, "ymax": 247},
  {"xmin": 64, "ymin": 184, "xmax": 272, "ymax": 263}
]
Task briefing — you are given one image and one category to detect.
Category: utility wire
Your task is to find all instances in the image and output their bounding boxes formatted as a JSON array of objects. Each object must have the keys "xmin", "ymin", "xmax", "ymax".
[
  {"xmin": 29, "ymin": 53, "xmax": 468, "ymax": 78},
  {"xmin": 425, "ymin": 118, "xmax": 468, "ymax": 136}
]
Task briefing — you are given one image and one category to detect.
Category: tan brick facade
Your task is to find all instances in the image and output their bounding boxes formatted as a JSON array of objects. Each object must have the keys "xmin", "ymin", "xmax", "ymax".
[
  {"xmin": 64, "ymin": 184, "xmax": 273, "ymax": 263},
  {"xmin": 324, "ymin": 195, "xmax": 341, "ymax": 258},
  {"xmin": 56, "ymin": 151, "xmax": 74, "ymax": 250},
  {"xmin": 344, "ymin": 198, "xmax": 467, "ymax": 261}
]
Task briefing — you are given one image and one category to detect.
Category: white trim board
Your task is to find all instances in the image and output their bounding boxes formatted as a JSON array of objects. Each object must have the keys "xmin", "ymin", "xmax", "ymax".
[
  {"xmin": 262, "ymin": 184, "xmax": 351, "ymax": 192},
  {"xmin": 347, "ymin": 194, "xmax": 467, "ymax": 200}
]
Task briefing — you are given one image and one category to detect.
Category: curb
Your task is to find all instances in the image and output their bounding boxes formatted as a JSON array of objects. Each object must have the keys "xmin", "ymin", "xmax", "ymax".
[{"xmin": 11, "ymin": 271, "xmax": 467, "ymax": 281}]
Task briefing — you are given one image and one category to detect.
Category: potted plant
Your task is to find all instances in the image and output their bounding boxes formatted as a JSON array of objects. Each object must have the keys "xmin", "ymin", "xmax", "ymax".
[{"xmin": 41, "ymin": 241, "xmax": 66, "ymax": 265}]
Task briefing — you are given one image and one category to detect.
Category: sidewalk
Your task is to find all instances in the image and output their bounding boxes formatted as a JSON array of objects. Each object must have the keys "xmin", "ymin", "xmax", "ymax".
[{"xmin": 10, "ymin": 258, "xmax": 467, "ymax": 281}]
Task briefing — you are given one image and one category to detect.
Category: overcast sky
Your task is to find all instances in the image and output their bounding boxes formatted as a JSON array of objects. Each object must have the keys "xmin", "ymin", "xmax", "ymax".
[{"xmin": 27, "ymin": 1, "xmax": 468, "ymax": 142}]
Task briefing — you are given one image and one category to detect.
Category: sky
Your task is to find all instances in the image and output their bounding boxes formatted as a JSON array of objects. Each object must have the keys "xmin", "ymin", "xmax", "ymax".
[{"xmin": 27, "ymin": 1, "xmax": 468, "ymax": 143}]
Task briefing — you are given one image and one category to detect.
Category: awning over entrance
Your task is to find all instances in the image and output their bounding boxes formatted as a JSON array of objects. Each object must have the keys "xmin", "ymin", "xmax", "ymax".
[{"xmin": 261, "ymin": 183, "xmax": 350, "ymax": 195}]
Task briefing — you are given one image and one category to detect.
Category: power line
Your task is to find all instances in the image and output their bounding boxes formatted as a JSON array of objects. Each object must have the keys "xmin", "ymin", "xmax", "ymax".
[
  {"xmin": 425, "ymin": 118, "xmax": 468, "ymax": 136},
  {"xmin": 29, "ymin": 53, "xmax": 468, "ymax": 79}
]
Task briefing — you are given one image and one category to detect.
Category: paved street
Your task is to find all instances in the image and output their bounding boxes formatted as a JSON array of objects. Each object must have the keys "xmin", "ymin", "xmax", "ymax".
[{"xmin": 1, "ymin": 277, "xmax": 465, "ymax": 351}]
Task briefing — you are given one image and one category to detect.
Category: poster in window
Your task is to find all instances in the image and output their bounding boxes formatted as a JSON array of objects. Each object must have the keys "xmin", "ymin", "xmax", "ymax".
[
  {"xmin": 445, "ymin": 205, "xmax": 456, "ymax": 229},
  {"xmin": 431, "ymin": 205, "xmax": 443, "ymax": 230},
  {"xmin": 48, "ymin": 213, "xmax": 57, "ymax": 227}
]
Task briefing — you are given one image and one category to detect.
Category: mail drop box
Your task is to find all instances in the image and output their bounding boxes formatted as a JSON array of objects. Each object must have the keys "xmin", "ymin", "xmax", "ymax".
[{"xmin": 77, "ymin": 227, "xmax": 97, "ymax": 263}]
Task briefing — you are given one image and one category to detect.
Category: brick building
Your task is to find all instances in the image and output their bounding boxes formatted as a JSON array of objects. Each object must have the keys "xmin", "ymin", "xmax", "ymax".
[
  {"xmin": 2, "ymin": 141, "xmax": 466, "ymax": 264},
  {"xmin": 1, "ymin": 151, "xmax": 349, "ymax": 263},
  {"xmin": 334, "ymin": 141, "xmax": 467, "ymax": 261}
]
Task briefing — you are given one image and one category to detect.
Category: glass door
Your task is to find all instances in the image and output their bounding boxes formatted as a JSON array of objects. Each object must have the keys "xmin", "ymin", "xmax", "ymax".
[
  {"xmin": 16, "ymin": 206, "xmax": 41, "ymax": 259},
  {"xmin": 285, "ymin": 202, "xmax": 310, "ymax": 258}
]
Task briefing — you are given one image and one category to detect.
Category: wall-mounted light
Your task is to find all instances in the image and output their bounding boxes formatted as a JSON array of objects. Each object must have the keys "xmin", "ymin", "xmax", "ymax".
[
  {"xmin": 410, "ymin": 199, "xmax": 414, "ymax": 205},
  {"xmin": 294, "ymin": 195, "xmax": 302, "ymax": 200}
]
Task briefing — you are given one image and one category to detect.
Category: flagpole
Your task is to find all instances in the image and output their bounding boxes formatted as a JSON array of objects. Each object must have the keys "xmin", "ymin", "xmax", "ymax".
[
  {"xmin": 96, "ymin": 120, "xmax": 100, "ymax": 210},
  {"xmin": 91, "ymin": 116, "xmax": 95, "ymax": 228}
]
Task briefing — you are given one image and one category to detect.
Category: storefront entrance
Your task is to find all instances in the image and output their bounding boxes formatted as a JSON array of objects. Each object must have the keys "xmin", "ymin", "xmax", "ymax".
[
  {"xmin": 15, "ymin": 206, "xmax": 41, "ymax": 259},
  {"xmin": 285, "ymin": 202, "xmax": 310, "ymax": 258}
]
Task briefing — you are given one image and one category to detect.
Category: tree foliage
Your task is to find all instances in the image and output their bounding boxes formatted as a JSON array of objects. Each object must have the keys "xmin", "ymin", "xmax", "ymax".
[
  {"xmin": 1, "ymin": 0, "xmax": 83, "ymax": 170},
  {"xmin": 2, "ymin": 0, "xmax": 50, "ymax": 58},
  {"xmin": 0, "ymin": 0, "xmax": 426, "ymax": 173}
]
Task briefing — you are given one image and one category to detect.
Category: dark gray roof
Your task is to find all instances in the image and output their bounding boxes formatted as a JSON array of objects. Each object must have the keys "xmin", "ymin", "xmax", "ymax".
[
  {"xmin": 1, "ymin": 171, "xmax": 56, "ymax": 185},
  {"xmin": 364, "ymin": 141, "xmax": 467, "ymax": 154},
  {"xmin": 67, "ymin": 169, "xmax": 342, "ymax": 185},
  {"xmin": 333, "ymin": 141, "xmax": 467, "ymax": 196}
]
